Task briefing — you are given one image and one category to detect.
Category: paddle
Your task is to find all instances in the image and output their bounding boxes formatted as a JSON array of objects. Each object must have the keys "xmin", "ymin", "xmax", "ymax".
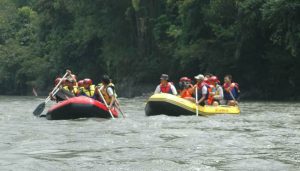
[
  {"xmin": 229, "ymin": 90, "xmax": 239, "ymax": 106},
  {"xmin": 97, "ymin": 87, "xmax": 115, "ymax": 119},
  {"xmin": 33, "ymin": 72, "xmax": 68, "ymax": 116},
  {"xmin": 195, "ymin": 86, "xmax": 199, "ymax": 116}
]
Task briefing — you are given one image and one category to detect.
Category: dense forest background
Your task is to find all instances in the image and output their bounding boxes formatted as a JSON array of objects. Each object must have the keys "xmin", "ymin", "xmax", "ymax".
[{"xmin": 0, "ymin": 0, "xmax": 299, "ymax": 100}]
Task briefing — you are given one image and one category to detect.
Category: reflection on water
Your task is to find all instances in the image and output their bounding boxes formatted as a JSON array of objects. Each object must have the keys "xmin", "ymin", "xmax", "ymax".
[{"xmin": 0, "ymin": 96, "xmax": 299, "ymax": 170}]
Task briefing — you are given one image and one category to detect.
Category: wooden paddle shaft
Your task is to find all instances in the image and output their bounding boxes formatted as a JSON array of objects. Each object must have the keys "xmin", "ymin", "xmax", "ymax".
[{"xmin": 195, "ymin": 86, "xmax": 199, "ymax": 116}]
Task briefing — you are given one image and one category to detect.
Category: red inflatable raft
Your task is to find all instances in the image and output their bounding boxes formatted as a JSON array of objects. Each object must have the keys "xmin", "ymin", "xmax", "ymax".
[{"xmin": 46, "ymin": 96, "xmax": 118, "ymax": 120}]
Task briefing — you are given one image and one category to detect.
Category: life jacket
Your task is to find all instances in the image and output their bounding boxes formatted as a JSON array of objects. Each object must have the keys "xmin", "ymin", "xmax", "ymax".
[
  {"xmin": 63, "ymin": 86, "xmax": 78, "ymax": 96},
  {"xmin": 223, "ymin": 82, "xmax": 239, "ymax": 100},
  {"xmin": 207, "ymin": 85, "xmax": 214, "ymax": 105},
  {"xmin": 100, "ymin": 83, "xmax": 115, "ymax": 105},
  {"xmin": 160, "ymin": 82, "xmax": 173, "ymax": 94},
  {"xmin": 180, "ymin": 84, "xmax": 193, "ymax": 98},
  {"xmin": 195, "ymin": 82, "xmax": 209, "ymax": 100},
  {"xmin": 81, "ymin": 85, "xmax": 96, "ymax": 98}
]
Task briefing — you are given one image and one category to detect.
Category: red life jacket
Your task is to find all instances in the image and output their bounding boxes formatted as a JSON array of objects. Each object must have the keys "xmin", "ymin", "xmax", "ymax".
[
  {"xmin": 160, "ymin": 83, "xmax": 172, "ymax": 94},
  {"xmin": 223, "ymin": 82, "xmax": 239, "ymax": 91},
  {"xmin": 223, "ymin": 82, "xmax": 239, "ymax": 100}
]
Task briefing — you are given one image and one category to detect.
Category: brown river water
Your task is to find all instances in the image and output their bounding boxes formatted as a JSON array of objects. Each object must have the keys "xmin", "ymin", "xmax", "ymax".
[{"xmin": 0, "ymin": 96, "xmax": 299, "ymax": 170}]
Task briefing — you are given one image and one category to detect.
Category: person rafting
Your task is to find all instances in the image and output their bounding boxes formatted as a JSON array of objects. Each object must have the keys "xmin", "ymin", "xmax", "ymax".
[
  {"xmin": 49, "ymin": 77, "xmax": 63, "ymax": 102},
  {"xmin": 178, "ymin": 77, "xmax": 194, "ymax": 100},
  {"xmin": 79, "ymin": 78, "xmax": 98, "ymax": 99},
  {"xmin": 49, "ymin": 69, "xmax": 76, "ymax": 102},
  {"xmin": 223, "ymin": 74, "xmax": 240, "ymax": 106},
  {"xmin": 66, "ymin": 69, "xmax": 77, "ymax": 85},
  {"xmin": 62, "ymin": 77, "xmax": 79, "ymax": 97},
  {"xmin": 193, "ymin": 74, "xmax": 209, "ymax": 106},
  {"xmin": 98, "ymin": 75, "xmax": 117, "ymax": 109},
  {"xmin": 154, "ymin": 74, "xmax": 177, "ymax": 95},
  {"xmin": 208, "ymin": 76, "xmax": 224, "ymax": 106}
]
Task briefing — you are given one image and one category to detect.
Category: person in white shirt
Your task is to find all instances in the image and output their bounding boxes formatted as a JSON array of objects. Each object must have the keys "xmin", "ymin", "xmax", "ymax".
[
  {"xmin": 99, "ymin": 75, "xmax": 116, "ymax": 109},
  {"xmin": 208, "ymin": 76, "xmax": 224, "ymax": 106},
  {"xmin": 154, "ymin": 74, "xmax": 177, "ymax": 95},
  {"xmin": 194, "ymin": 74, "xmax": 209, "ymax": 106}
]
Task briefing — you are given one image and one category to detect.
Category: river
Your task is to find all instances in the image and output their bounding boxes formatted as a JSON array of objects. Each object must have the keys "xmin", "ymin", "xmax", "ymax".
[{"xmin": 0, "ymin": 96, "xmax": 299, "ymax": 170}]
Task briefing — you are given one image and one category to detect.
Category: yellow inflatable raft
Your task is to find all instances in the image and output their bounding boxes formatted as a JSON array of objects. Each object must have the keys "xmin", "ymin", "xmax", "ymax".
[{"xmin": 145, "ymin": 93, "xmax": 240, "ymax": 116}]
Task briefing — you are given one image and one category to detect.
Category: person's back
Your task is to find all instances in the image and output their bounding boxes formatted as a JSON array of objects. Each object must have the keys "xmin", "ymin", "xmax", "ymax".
[{"xmin": 154, "ymin": 74, "xmax": 177, "ymax": 95}]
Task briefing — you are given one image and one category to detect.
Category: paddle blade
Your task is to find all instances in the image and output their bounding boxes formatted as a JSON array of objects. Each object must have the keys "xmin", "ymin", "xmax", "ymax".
[{"xmin": 33, "ymin": 102, "xmax": 45, "ymax": 116}]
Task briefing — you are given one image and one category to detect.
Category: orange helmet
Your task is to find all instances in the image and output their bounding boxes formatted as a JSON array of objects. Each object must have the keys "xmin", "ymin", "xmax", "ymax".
[
  {"xmin": 78, "ymin": 80, "xmax": 84, "ymax": 87},
  {"xmin": 84, "ymin": 78, "xmax": 93, "ymax": 86}
]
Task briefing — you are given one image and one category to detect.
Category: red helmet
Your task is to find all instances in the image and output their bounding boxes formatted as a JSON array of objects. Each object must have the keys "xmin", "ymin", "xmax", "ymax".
[
  {"xmin": 209, "ymin": 76, "xmax": 220, "ymax": 83},
  {"xmin": 78, "ymin": 80, "xmax": 84, "ymax": 87},
  {"xmin": 54, "ymin": 77, "xmax": 62, "ymax": 86},
  {"xmin": 84, "ymin": 78, "xmax": 93, "ymax": 86},
  {"xmin": 179, "ymin": 77, "xmax": 191, "ymax": 82},
  {"xmin": 204, "ymin": 77, "xmax": 209, "ymax": 83}
]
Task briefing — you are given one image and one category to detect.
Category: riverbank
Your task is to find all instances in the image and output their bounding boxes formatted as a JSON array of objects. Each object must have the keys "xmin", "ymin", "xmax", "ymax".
[{"xmin": 1, "ymin": 82, "xmax": 300, "ymax": 101}]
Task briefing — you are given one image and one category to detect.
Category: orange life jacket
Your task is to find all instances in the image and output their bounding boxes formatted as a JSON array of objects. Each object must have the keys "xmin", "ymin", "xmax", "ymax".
[
  {"xmin": 207, "ymin": 85, "xmax": 214, "ymax": 105},
  {"xmin": 180, "ymin": 85, "xmax": 193, "ymax": 98},
  {"xmin": 100, "ymin": 83, "xmax": 115, "ymax": 105}
]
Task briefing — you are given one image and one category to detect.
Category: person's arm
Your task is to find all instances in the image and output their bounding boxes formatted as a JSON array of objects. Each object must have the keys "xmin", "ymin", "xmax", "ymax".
[
  {"xmin": 49, "ymin": 92, "xmax": 56, "ymax": 101},
  {"xmin": 109, "ymin": 95, "xmax": 116, "ymax": 109},
  {"xmin": 219, "ymin": 86, "xmax": 224, "ymax": 99},
  {"xmin": 171, "ymin": 85, "xmax": 178, "ymax": 95},
  {"xmin": 198, "ymin": 96, "xmax": 206, "ymax": 104},
  {"xmin": 107, "ymin": 87, "xmax": 115, "ymax": 108},
  {"xmin": 154, "ymin": 85, "xmax": 160, "ymax": 94}
]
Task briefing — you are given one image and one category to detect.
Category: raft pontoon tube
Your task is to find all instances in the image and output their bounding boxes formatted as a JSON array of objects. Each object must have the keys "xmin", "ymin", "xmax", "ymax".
[
  {"xmin": 145, "ymin": 93, "xmax": 240, "ymax": 116},
  {"xmin": 46, "ymin": 96, "xmax": 118, "ymax": 120}
]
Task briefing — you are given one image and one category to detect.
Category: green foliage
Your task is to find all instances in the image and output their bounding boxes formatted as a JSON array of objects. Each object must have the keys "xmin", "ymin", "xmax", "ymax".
[
  {"xmin": 262, "ymin": 0, "xmax": 300, "ymax": 56},
  {"xmin": 0, "ymin": 0, "xmax": 299, "ymax": 99}
]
